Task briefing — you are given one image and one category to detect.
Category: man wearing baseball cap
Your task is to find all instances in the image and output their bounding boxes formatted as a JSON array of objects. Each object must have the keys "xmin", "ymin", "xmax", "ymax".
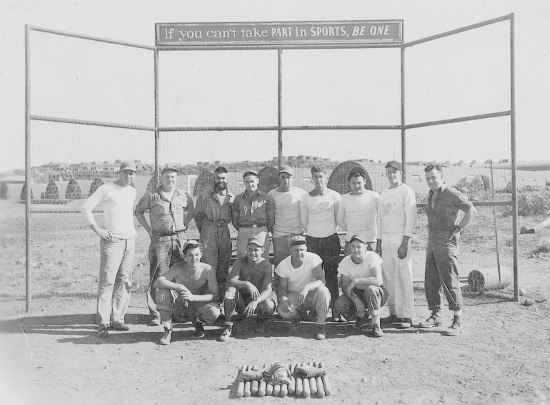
[
  {"xmin": 376, "ymin": 160, "xmax": 417, "ymax": 329},
  {"xmin": 154, "ymin": 240, "xmax": 221, "ymax": 345},
  {"xmin": 194, "ymin": 166, "xmax": 235, "ymax": 300},
  {"xmin": 333, "ymin": 234, "xmax": 388, "ymax": 338},
  {"xmin": 81, "ymin": 160, "xmax": 138, "ymax": 338},
  {"xmin": 232, "ymin": 169, "xmax": 275, "ymax": 260},
  {"xmin": 218, "ymin": 236, "xmax": 276, "ymax": 342},
  {"xmin": 135, "ymin": 164, "xmax": 195, "ymax": 326},
  {"xmin": 275, "ymin": 235, "xmax": 331, "ymax": 340},
  {"xmin": 268, "ymin": 166, "xmax": 307, "ymax": 268}
]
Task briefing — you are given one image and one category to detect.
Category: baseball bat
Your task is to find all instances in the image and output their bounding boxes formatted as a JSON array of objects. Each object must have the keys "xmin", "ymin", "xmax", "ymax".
[
  {"xmin": 251, "ymin": 379, "xmax": 259, "ymax": 396},
  {"xmin": 243, "ymin": 365, "xmax": 252, "ymax": 397},
  {"xmin": 266, "ymin": 382, "xmax": 274, "ymax": 396},
  {"xmin": 319, "ymin": 362, "xmax": 332, "ymax": 396},
  {"xmin": 314, "ymin": 362, "xmax": 325, "ymax": 398},
  {"xmin": 273, "ymin": 384, "xmax": 281, "ymax": 397},
  {"xmin": 288, "ymin": 364, "xmax": 296, "ymax": 395},
  {"xmin": 280, "ymin": 383, "xmax": 288, "ymax": 397},
  {"xmin": 257, "ymin": 365, "xmax": 266, "ymax": 397},
  {"xmin": 236, "ymin": 365, "xmax": 246, "ymax": 398},
  {"xmin": 295, "ymin": 377, "xmax": 303, "ymax": 397},
  {"xmin": 301, "ymin": 363, "xmax": 311, "ymax": 398},
  {"xmin": 308, "ymin": 362, "xmax": 318, "ymax": 396}
]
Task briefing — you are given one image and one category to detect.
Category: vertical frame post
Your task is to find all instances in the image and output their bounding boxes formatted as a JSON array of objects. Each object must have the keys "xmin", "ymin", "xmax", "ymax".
[
  {"xmin": 509, "ymin": 14, "xmax": 519, "ymax": 301},
  {"xmin": 25, "ymin": 25, "xmax": 32, "ymax": 312},
  {"xmin": 400, "ymin": 29, "xmax": 406, "ymax": 183},
  {"xmin": 154, "ymin": 47, "xmax": 160, "ymax": 182},
  {"xmin": 277, "ymin": 48, "xmax": 283, "ymax": 169}
]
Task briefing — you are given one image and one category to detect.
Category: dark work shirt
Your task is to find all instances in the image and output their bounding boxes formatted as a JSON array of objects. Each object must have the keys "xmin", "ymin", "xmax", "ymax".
[{"xmin": 426, "ymin": 184, "xmax": 472, "ymax": 232}]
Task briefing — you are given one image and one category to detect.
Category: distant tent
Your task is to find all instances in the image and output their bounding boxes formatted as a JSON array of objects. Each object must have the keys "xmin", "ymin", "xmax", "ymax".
[
  {"xmin": 193, "ymin": 171, "xmax": 214, "ymax": 197},
  {"xmin": 327, "ymin": 161, "xmax": 372, "ymax": 195},
  {"xmin": 20, "ymin": 184, "xmax": 34, "ymax": 200},
  {"xmin": 258, "ymin": 166, "xmax": 279, "ymax": 194},
  {"xmin": 65, "ymin": 179, "xmax": 82, "ymax": 199},
  {"xmin": 89, "ymin": 178, "xmax": 104, "ymax": 196},
  {"xmin": 43, "ymin": 180, "xmax": 59, "ymax": 200}
]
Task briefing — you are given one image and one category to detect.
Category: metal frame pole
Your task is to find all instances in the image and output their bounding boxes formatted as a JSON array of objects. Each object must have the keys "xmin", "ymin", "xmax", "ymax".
[
  {"xmin": 400, "ymin": 23, "xmax": 406, "ymax": 183},
  {"xmin": 509, "ymin": 14, "xmax": 519, "ymax": 301},
  {"xmin": 277, "ymin": 48, "xmax": 283, "ymax": 169},
  {"xmin": 25, "ymin": 24, "xmax": 32, "ymax": 312},
  {"xmin": 154, "ymin": 47, "xmax": 160, "ymax": 182}
]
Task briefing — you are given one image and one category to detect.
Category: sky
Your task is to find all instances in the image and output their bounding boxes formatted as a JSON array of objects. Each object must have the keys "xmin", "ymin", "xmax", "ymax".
[{"xmin": 0, "ymin": 0, "xmax": 549, "ymax": 172}]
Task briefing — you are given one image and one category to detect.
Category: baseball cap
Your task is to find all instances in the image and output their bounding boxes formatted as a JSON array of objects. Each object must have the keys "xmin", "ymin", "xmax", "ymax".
[
  {"xmin": 289, "ymin": 235, "xmax": 307, "ymax": 247},
  {"xmin": 279, "ymin": 166, "xmax": 294, "ymax": 176},
  {"xmin": 243, "ymin": 170, "xmax": 259, "ymax": 178},
  {"xmin": 350, "ymin": 234, "xmax": 368, "ymax": 244},
  {"xmin": 247, "ymin": 236, "xmax": 264, "ymax": 247},
  {"xmin": 119, "ymin": 161, "xmax": 137, "ymax": 172},
  {"xmin": 385, "ymin": 160, "xmax": 402, "ymax": 171},
  {"xmin": 161, "ymin": 165, "xmax": 179, "ymax": 175},
  {"xmin": 214, "ymin": 166, "xmax": 229, "ymax": 174}
]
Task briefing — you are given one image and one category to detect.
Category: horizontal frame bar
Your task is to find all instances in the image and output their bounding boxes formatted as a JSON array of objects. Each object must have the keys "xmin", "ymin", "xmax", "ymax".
[
  {"xmin": 29, "ymin": 26, "xmax": 155, "ymax": 50},
  {"xmin": 31, "ymin": 115, "xmax": 156, "ymax": 132},
  {"xmin": 156, "ymin": 43, "xmax": 402, "ymax": 51},
  {"xmin": 404, "ymin": 14, "xmax": 512, "ymax": 48},
  {"xmin": 417, "ymin": 200, "xmax": 512, "ymax": 209},
  {"xmin": 159, "ymin": 124, "xmax": 402, "ymax": 132},
  {"xmin": 405, "ymin": 111, "xmax": 511, "ymax": 130}
]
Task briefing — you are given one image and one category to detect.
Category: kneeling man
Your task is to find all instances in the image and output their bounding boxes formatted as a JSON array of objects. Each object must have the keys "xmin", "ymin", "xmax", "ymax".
[
  {"xmin": 154, "ymin": 240, "xmax": 221, "ymax": 345},
  {"xmin": 218, "ymin": 237, "xmax": 276, "ymax": 342},
  {"xmin": 275, "ymin": 235, "xmax": 331, "ymax": 340},
  {"xmin": 333, "ymin": 234, "xmax": 388, "ymax": 338}
]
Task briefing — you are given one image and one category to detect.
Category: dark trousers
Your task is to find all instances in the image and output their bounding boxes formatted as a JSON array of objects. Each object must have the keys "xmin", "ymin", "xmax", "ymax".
[
  {"xmin": 306, "ymin": 233, "xmax": 341, "ymax": 305},
  {"xmin": 424, "ymin": 230, "xmax": 463, "ymax": 312}
]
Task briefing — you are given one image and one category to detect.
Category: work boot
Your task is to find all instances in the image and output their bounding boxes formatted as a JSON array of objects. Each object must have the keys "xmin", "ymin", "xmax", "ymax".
[
  {"xmin": 396, "ymin": 318, "xmax": 413, "ymax": 329},
  {"xmin": 97, "ymin": 324, "xmax": 109, "ymax": 339},
  {"xmin": 381, "ymin": 314, "xmax": 398, "ymax": 324},
  {"xmin": 111, "ymin": 322, "xmax": 130, "ymax": 331},
  {"xmin": 418, "ymin": 311, "xmax": 443, "ymax": 328},
  {"xmin": 442, "ymin": 316, "xmax": 463, "ymax": 336},
  {"xmin": 315, "ymin": 324, "xmax": 326, "ymax": 340},
  {"xmin": 356, "ymin": 315, "xmax": 371, "ymax": 329},
  {"xmin": 194, "ymin": 321, "xmax": 206, "ymax": 338},
  {"xmin": 371, "ymin": 324, "xmax": 384, "ymax": 338},
  {"xmin": 159, "ymin": 327, "xmax": 172, "ymax": 345},
  {"xmin": 217, "ymin": 325, "xmax": 233, "ymax": 342}
]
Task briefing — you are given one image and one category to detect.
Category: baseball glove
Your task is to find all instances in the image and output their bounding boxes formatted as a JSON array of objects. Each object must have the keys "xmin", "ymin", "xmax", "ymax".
[
  {"xmin": 294, "ymin": 364, "xmax": 326, "ymax": 378},
  {"xmin": 263, "ymin": 363, "xmax": 292, "ymax": 385}
]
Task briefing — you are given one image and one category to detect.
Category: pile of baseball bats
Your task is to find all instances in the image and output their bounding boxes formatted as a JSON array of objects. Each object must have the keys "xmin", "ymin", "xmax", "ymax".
[{"xmin": 235, "ymin": 361, "xmax": 332, "ymax": 398}]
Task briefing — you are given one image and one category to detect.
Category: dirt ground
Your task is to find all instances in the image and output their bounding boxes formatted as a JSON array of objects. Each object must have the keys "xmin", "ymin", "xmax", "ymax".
[{"xmin": 0, "ymin": 200, "xmax": 549, "ymax": 405}]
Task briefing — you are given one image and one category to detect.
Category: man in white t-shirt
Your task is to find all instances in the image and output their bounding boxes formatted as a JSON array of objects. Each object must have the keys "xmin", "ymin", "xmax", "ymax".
[
  {"xmin": 275, "ymin": 235, "xmax": 331, "ymax": 340},
  {"xmin": 375, "ymin": 160, "xmax": 417, "ymax": 329},
  {"xmin": 337, "ymin": 166, "xmax": 380, "ymax": 254},
  {"xmin": 333, "ymin": 234, "xmax": 388, "ymax": 338},
  {"xmin": 81, "ymin": 161, "xmax": 137, "ymax": 338},
  {"xmin": 300, "ymin": 165, "xmax": 341, "ymax": 307},
  {"xmin": 268, "ymin": 166, "xmax": 307, "ymax": 268}
]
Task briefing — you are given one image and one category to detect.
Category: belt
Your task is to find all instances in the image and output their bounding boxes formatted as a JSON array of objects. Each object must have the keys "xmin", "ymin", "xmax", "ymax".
[
  {"xmin": 239, "ymin": 224, "xmax": 266, "ymax": 228},
  {"xmin": 158, "ymin": 230, "xmax": 185, "ymax": 237}
]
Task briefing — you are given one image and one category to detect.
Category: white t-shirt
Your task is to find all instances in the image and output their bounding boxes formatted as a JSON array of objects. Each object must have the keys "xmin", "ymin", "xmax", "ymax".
[
  {"xmin": 275, "ymin": 252, "xmax": 323, "ymax": 293},
  {"xmin": 81, "ymin": 183, "xmax": 137, "ymax": 239},
  {"xmin": 377, "ymin": 184, "xmax": 417, "ymax": 237},
  {"xmin": 338, "ymin": 252, "xmax": 383, "ymax": 280},
  {"xmin": 268, "ymin": 187, "xmax": 308, "ymax": 238},
  {"xmin": 337, "ymin": 190, "xmax": 380, "ymax": 242},
  {"xmin": 300, "ymin": 190, "xmax": 341, "ymax": 238}
]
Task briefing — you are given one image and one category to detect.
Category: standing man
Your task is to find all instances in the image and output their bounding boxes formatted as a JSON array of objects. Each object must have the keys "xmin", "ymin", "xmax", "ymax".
[
  {"xmin": 268, "ymin": 166, "xmax": 307, "ymax": 268},
  {"xmin": 154, "ymin": 240, "xmax": 221, "ymax": 345},
  {"xmin": 135, "ymin": 165, "xmax": 194, "ymax": 326},
  {"xmin": 275, "ymin": 236, "xmax": 331, "ymax": 340},
  {"xmin": 300, "ymin": 165, "xmax": 341, "ymax": 307},
  {"xmin": 232, "ymin": 170, "xmax": 275, "ymax": 261},
  {"xmin": 376, "ymin": 161, "xmax": 417, "ymax": 329},
  {"xmin": 337, "ymin": 166, "xmax": 380, "ymax": 254},
  {"xmin": 194, "ymin": 166, "xmax": 235, "ymax": 298},
  {"xmin": 418, "ymin": 164, "xmax": 477, "ymax": 336},
  {"xmin": 218, "ymin": 237, "xmax": 276, "ymax": 342},
  {"xmin": 333, "ymin": 234, "xmax": 388, "ymax": 338},
  {"xmin": 81, "ymin": 161, "xmax": 137, "ymax": 338}
]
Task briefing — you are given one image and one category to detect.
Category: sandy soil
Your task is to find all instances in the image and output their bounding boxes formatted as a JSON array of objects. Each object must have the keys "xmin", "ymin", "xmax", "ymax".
[{"xmin": 0, "ymin": 200, "xmax": 549, "ymax": 405}]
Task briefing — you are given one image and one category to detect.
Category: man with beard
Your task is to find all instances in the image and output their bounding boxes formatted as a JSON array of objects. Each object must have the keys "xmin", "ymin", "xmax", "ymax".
[
  {"xmin": 194, "ymin": 166, "xmax": 235, "ymax": 298},
  {"xmin": 135, "ymin": 165, "xmax": 195, "ymax": 326},
  {"xmin": 333, "ymin": 234, "xmax": 388, "ymax": 338},
  {"xmin": 218, "ymin": 236, "xmax": 276, "ymax": 342}
]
